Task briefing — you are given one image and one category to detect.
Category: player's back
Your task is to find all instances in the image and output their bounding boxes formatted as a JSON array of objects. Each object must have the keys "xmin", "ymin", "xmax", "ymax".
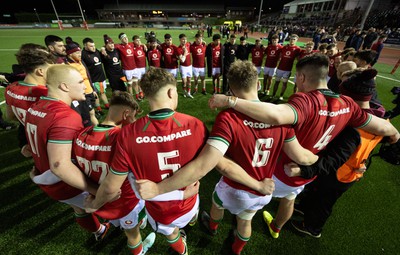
[
  {"xmin": 5, "ymin": 81, "xmax": 47, "ymax": 125},
  {"xmin": 25, "ymin": 97, "xmax": 83, "ymax": 200},
  {"xmin": 275, "ymin": 89, "xmax": 371, "ymax": 186},
  {"xmin": 114, "ymin": 110, "xmax": 208, "ymax": 224},
  {"xmin": 74, "ymin": 125, "xmax": 139, "ymax": 220},
  {"xmin": 211, "ymin": 109, "xmax": 295, "ymax": 195}
]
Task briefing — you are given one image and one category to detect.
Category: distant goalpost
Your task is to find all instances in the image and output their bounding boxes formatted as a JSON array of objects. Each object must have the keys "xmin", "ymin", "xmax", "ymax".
[{"xmin": 50, "ymin": 0, "xmax": 88, "ymax": 30}]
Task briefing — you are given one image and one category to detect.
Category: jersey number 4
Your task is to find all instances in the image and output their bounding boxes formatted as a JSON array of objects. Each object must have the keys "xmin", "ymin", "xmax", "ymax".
[{"xmin": 313, "ymin": 125, "xmax": 335, "ymax": 151}]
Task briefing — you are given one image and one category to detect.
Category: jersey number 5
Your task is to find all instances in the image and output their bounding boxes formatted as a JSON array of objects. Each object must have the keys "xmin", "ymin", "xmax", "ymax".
[{"xmin": 158, "ymin": 150, "xmax": 181, "ymax": 180}]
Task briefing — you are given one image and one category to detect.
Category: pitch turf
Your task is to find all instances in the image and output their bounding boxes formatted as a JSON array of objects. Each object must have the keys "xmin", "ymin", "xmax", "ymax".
[{"xmin": 0, "ymin": 28, "xmax": 399, "ymax": 255}]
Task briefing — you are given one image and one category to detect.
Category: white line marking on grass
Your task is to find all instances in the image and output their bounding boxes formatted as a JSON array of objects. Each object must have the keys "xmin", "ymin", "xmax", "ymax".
[
  {"xmin": 0, "ymin": 100, "xmax": 5, "ymax": 105},
  {"xmin": 0, "ymin": 49, "xmax": 19, "ymax": 51},
  {"xmin": 377, "ymin": 75, "xmax": 400, "ymax": 83}
]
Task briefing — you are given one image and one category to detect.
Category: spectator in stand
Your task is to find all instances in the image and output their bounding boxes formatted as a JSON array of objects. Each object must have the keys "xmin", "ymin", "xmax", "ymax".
[
  {"xmin": 206, "ymin": 34, "xmax": 223, "ymax": 94},
  {"xmin": 277, "ymin": 28, "xmax": 285, "ymax": 45},
  {"xmin": 101, "ymin": 34, "xmax": 127, "ymax": 92},
  {"xmin": 370, "ymin": 35, "xmax": 388, "ymax": 66},
  {"xmin": 344, "ymin": 29, "xmax": 358, "ymax": 50},
  {"xmin": 362, "ymin": 27, "xmax": 379, "ymax": 50},
  {"xmin": 313, "ymin": 28, "xmax": 324, "ymax": 50},
  {"xmin": 350, "ymin": 31, "xmax": 366, "ymax": 51}
]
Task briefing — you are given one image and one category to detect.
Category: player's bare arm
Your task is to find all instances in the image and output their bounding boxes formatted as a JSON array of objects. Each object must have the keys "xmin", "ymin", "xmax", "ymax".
[
  {"xmin": 216, "ymin": 156, "xmax": 275, "ymax": 195},
  {"xmin": 48, "ymin": 143, "xmax": 98, "ymax": 195},
  {"xmin": 84, "ymin": 171, "xmax": 125, "ymax": 213},
  {"xmin": 282, "ymin": 138, "xmax": 319, "ymax": 166},
  {"xmin": 208, "ymin": 95, "xmax": 296, "ymax": 125},
  {"xmin": 136, "ymin": 144, "xmax": 224, "ymax": 200},
  {"xmin": 361, "ymin": 114, "xmax": 400, "ymax": 143}
]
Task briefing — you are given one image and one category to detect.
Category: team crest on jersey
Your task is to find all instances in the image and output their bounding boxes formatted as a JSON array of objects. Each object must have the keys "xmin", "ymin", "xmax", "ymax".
[
  {"xmin": 125, "ymin": 220, "xmax": 133, "ymax": 225},
  {"xmin": 94, "ymin": 57, "xmax": 99, "ymax": 63}
]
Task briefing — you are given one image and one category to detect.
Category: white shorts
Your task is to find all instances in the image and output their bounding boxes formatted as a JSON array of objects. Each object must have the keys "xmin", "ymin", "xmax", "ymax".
[
  {"xmin": 134, "ymin": 67, "xmax": 146, "ymax": 80},
  {"xmin": 59, "ymin": 192, "xmax": 89, "ymax": 209},
  {"xmin": 164, "ymin": 68, "xmax": 177, "ymax": 78},
  {"xmin": 147, "ymin": 195, "xmax": 199, "ymax": 236},
  {"xmin": 193, "ymin": 67, "xmax": 206, "ymax": 77},
  {"xmin": 123, "ymin": 69, "xmax": 138, "ymax": 81},
  {"xmin": 110, "ymin": 199, "xmax": 145, "ymax": 229},
  {"xmin": 275, "ymin": 69, "xmax": 291, "ymax": 82},
  {"xmin": 180, "ymin": 65, "xmax": 192, "ymax": 78},
  {"xmin": 264, "ymin": 67, "xmax": 277, "ymax": 77},
  {"xmin": 272, "ymin": 175, "xmax": 306, "ymax": 200},
  {"xmin": 212, "ymin": 67, "xmax": 221, "ymax": 76},
  {"xmin": 213, "ymin": 178, "xmax": 272, "ymax": 217},
  {"xmin": 255, "ymin": 66, "xmax": 262, "ymax": 74}
]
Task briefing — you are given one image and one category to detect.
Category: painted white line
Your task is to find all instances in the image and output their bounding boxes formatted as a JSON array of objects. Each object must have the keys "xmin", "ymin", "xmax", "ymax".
[
  {"xmin": 0, "ymin": 49, "xmax": 19, "ymax": 51},
  {"xmin": 0, "ymin": 100, "xmax": 5, "ymax": 105},
  {"xmin": 377, "ymin": 74, "xmax": 400, "ymax": 83}
]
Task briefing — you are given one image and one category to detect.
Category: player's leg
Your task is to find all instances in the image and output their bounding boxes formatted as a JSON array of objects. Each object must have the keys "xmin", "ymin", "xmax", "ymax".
[
  {"xmin": 166, "ymin": 227, "xmax": 187, "ymax": 255},
  {"xmin": 233, "ymin": 213, "xmax": 254, "ymax": 255},
  {"xmin": 70, "ymin": 205, "xmax": 108, "ymax": 240},
  {"xmin": 272, "ymin": 78, "xmax": 281, "ymax": 98},
  {"xmin": 186, "ymin": 76, "xmax": 192, "ymax": 97},
  {"xmin": 200, "ymin": 75, "xmax": 206, "ymax": 94},
  {"xmin": 193, "ymin": 74, "xmax": 199, "ymax": 95}
]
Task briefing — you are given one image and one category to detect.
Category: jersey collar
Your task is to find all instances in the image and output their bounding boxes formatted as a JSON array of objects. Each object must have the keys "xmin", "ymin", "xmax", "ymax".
[{"xmin": 148, "ymin": 108, "xmax": 175, "ymax": 120}]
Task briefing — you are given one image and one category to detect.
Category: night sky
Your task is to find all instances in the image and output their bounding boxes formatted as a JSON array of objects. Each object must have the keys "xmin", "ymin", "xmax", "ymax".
[{"xmin": 3, "ymin": 0, "xmax": 291, "ymax": 16}]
